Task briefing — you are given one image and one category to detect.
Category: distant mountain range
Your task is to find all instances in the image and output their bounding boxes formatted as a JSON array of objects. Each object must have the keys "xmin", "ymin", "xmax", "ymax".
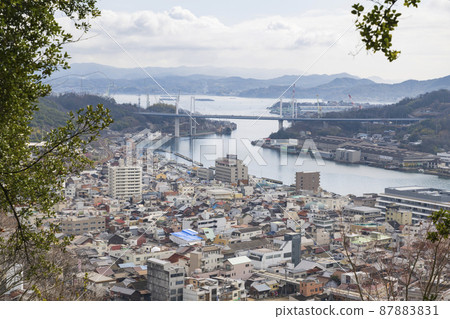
[
  {"xmin": 48, "ymin": 63, "xmax": 450, "ymax": 103},
  {"xmin": 239, "ymin": 76, "xmax": 450, "ymax": 102}
]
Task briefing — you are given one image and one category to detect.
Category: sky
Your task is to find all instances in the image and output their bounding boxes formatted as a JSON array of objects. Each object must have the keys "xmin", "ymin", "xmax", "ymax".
[{"xmin": 61, "ymin": 0, "xmax": 450, "ymax": 82}]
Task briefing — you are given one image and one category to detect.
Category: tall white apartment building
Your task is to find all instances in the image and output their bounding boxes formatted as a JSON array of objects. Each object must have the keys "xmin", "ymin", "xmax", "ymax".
[{"xmin": 108, "ymin": 165, "xmax": 142, "ymax": 199}]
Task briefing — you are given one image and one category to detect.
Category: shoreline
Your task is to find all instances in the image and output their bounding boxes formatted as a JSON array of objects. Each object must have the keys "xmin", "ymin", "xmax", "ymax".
[{"xmin": 254, "ymin": 141, "xmax": 450, "ymax": 179}]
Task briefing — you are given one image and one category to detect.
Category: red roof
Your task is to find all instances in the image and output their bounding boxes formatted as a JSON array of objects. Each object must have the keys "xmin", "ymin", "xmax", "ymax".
[
  {"xmin": 111, "ymin": 245, "xmax": 122, "ymax": 251},
  {"xmin": 166, "ymin": 253, "xmax": 190, "ymax": 263}
]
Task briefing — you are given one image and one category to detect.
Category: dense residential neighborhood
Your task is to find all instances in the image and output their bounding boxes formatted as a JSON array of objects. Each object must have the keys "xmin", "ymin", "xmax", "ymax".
[{"xmin": 5, "ymin": 129, "xmax": 448, "ymax": 301}]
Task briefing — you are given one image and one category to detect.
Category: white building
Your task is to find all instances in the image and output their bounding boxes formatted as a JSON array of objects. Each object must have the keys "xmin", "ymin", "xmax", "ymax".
[
  {"xmin": 335, "ymin": 148, "xmax": 361, "ymax": 163},
  {"xmin": 64, "ymin": 183, "xmax": 76, "ymax": 199},
  {"xmin": 197, "ymin": 216, "xmax": 227, "ymax": 234},
  {"xmin": 108, "ymin": 165, "xmax": 142, "ymax": 199},
  {"xmin": 247, "ymin": 248, "xmax": 290, "ymax": 270},
  {"xmin": 231, "ymin": 227, "xmax": 263, "ymax": 241}
]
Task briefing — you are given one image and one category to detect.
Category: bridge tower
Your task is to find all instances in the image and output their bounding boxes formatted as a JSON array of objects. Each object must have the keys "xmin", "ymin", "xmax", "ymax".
[
  {"xmin": 278, "ymin": 119, "xmax": 284, "ymax": 131},
  {"xmin": 316, "ymin": 94, "xmax": 322, "ymax": 118},
  {"xmin": 174, "ymin": 95, "xmax": 180, "ymax": 137},
  {"xmin": 279, "ymin": 97, "xmax": 283, "ymax": 117},
  {"xmin": 291, "ymin": 84, "xmax": 296, "ymax": 118},
  {"xmin": 190, "ymin": 96, "xmax": 196, "ymax": 136}
]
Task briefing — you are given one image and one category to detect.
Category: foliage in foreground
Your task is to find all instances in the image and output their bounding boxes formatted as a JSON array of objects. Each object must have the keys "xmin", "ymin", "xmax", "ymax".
[
  {"xmin": 0, "ymin": 0, "xmax": 111, "ymax": 299},
  {"xmin": 352, "ymin": 0, "xmax": 421, "ymax": 61}
]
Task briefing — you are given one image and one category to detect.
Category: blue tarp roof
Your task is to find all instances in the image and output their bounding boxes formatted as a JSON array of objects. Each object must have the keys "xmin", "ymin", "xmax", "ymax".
[
  {"xmin": 118, "ymin": 263, "xmax": 136, "ymax": 268},
  {"xmin": 172, "ymin": 229, "xmax": 202, "ymax": 242}
]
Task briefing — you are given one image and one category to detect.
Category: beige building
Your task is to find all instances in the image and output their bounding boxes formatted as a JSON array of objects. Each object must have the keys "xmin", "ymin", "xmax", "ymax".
[
  {"xmin": 311, "ymin": 226, "xmax": 330, "ymax": 246},
  {"xmin": 385, "ymin": 203, "xmax": 412, "ymax": 225},
  {"xmin": 59, "ymin": 215, "xmax": 105, "ymax": 235},
  {"xmin": 183, "ymin": 277, "xmax": 218, "ymax": 301},
  {"xmin": 295, "ymin": 171, "xmax": 320, "ymax": 193},
  {"xmin": 108, "ymin": 165, "xmax": 142, "ymax": 199},
  {"xmin": 221, "ymin": 256, "xmax": 253, "ymax": 280},
  {"xmin": 215, "ymin": 154, "xmax": 248, "ymax": 184}
]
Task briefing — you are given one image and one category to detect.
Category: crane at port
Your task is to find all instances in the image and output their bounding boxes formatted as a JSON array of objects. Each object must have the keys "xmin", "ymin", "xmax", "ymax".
[{"xmin": 348, "ymin": 94, "xmax": 363, "ymax": 110}]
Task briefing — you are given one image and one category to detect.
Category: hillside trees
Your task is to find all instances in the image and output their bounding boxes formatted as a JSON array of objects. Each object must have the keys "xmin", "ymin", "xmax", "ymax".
[
  {"xmin": 342, "ymin": 209, "xmax": 450, "ymax": 300},
  {"xmin": 0, "ymin": 1, "xmax": 112, "ymax": 298}
]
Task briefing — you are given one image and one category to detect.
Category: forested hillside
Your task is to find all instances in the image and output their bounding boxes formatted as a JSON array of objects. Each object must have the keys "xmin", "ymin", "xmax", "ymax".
[
  {"xmin": 271, "ymin": 90, "xmax": 450, "ymax": 154},
  {"xmin": 31, "ymin": 93, "xmax": 232, "ymax": 138}
]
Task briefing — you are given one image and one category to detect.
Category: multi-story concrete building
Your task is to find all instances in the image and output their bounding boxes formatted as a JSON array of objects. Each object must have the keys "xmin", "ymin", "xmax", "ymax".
[
  {"xmin": 59, "ymin": 215, "xmax": 105, "ymax": 235},
  {"xmin": 344, "ymin": 206, "xmax": 382, "ymax": 222},
  {"xmin": 283, "ymin": 233, "xmax": 302, "ymax": 267},
  {"xmin": 147, "ymin": 258, "xmax": 185, "ymax": 301},
  {"xmin": 197, "ymin": 167, "xmax": 215, "ymax": 180},
  {"xmin": 295, "ymin": 171, "xmax": 320, "ymax": 193},
  {"xmin": 221, "ymin": 256, "xmax": 253, "ymax": 280},
  {"xmin": 335, "ymin": 148, "xmax": 361, "ymax": 163},
  {"xmin": 214, "ymin": 154, "xmax": 248, "ymax": 184},
  {"xmin": 248, "ymin": 249, "xmax": 287, "ymax": 270},
  {"xmin": 183, "ymin": 277, "xmax": 219, "ymax": 301},
  {"xmin": 108, "ymin": 165, "xmax": 142, "ymax": 199},
  {"xmin": 376, "ymin": 186, "xmax": 450, "ymax": 223},
  {"xmin": 299, "ymin": 278, "xmax": 324, "ymax": 297},
  {"xmin": 189, "ymin": 247, "xmax": 224, "ymax": 274},
  {"xmin": 247, "ymin": 233, "xmax": 302, "ymax": 269},
  {"xmin": 312, "ymin": 212, "xmax": 335, "ymax": 231},
  {"xmin": 197, "ymin": 216, "xmax": 227, "ymax": 234},
  {"xmin": 385, "ymin": 203, "xmax": 412, "ymax": 225}
]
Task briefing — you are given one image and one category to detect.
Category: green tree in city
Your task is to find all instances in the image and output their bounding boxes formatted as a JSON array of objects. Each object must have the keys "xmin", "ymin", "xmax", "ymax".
[
  {"xmin": 342, "ymin": 209, "xmax": 450, "ymax": 301},
  {"xmin": 0, "ymin": 0, "xmax": 112, "ymax": 299},
  {"xmin": 421, "ymin": 209, "xmax": 450, "ymax": 300},
  {"xmin": 352, "ymin": 0, "xmax": 421, "ymax": 61}
]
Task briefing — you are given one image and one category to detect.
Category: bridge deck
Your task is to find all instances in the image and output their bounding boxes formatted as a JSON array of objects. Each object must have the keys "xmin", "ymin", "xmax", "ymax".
[{"xmin": 138, "ymin": 112, "xmax": 422, "ymax": 122}]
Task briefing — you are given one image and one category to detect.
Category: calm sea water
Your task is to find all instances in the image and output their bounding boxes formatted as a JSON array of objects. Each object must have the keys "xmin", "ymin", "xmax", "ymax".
[{"xmin": 112, "ymin": 94, "xmax": 450, "ymax": 196}]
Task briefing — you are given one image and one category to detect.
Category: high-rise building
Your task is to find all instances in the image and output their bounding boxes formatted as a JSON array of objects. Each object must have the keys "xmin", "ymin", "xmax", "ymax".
[
  {"xmin": 147, "ymin": 258, "xmax": 185, "ymax": 301},
  {"xmin": 108, "ymin": 165, "xmax": 142, "ymax": 199},
  {"xmin": 295, "ymin": 171, "xmax": 320, "ymax": 193},
  {"xmin": 284, "ymin": 233, "xmax": 301, "ymax": 266},
  {"xmin": 214, "ymin": 154, "xmax": 248, "ymax": 184}
]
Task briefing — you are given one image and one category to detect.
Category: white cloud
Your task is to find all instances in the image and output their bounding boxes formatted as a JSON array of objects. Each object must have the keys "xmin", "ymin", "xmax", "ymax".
[
  {"xmin": 62, "ymin": 2, "xmax": 450, "ymax": 81},
  {"xmin": 168, "ymin": 6, "xmax": 196, "ymax": 21},
  {"xmin": 267, "ymin": 20, "xmax": 291, "ymax": 31}
]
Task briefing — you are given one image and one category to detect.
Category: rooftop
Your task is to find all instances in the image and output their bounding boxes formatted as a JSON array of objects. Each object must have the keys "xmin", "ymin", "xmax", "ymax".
[
  {"xmin": 384, "ymin": 186, "xmax": 450, "ymax": 203},
  {"xmin": 171, "ymin": 229, "xmax": 203, "ymax": 242},
  {"xmin": 227, "ymin": 256, "xmax": 251, "ymax": 265}
]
